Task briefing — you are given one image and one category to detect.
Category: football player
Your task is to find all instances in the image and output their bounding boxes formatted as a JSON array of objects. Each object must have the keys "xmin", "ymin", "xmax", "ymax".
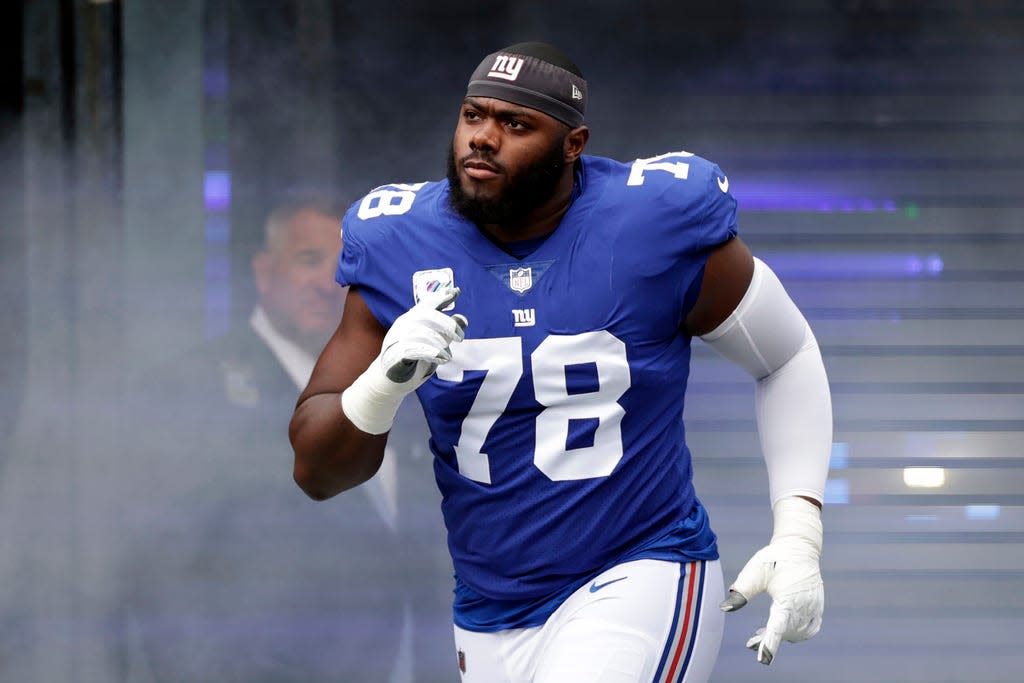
[{"xmin": 290, "ymin": 42, "xmax": 832, "ymax": 682}]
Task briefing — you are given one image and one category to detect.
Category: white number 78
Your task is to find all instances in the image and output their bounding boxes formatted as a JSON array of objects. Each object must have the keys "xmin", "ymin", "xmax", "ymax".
[{"xmin": 435, "ymin": 331, "xmax": 631, "ymax": 484}]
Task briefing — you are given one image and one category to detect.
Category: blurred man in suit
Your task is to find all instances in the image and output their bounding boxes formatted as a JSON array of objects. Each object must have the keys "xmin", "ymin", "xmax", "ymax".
[{"xmin": 119, "ymin": 195, "xmax": 452, "ymax": 682}]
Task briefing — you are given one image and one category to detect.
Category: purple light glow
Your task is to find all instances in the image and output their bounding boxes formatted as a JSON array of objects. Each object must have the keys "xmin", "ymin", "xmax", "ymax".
[
  {"xmin": 204, "ymin": 252, "xmax": 231, "ymax": 282},
  {"xmin": 205, "ymin": 143, "xmax": 229, "ymax": 170},
  {"xmin": 731, "ymin": 180, "xmax": 898, "ymax": 213},
  {"xmin": 205, "ymin": 284, "xmax": 232, "ymax": 340},
  {"xmin": 204, "ymin": 171, "xmax": 231, "ymax": 211},
  {"xmin": 761, "ymin": 252, "xmax": 946, "ymax": 279},
  {"xmin": 205, "ymin": 215, "xmax": 230, "ymax": 244},
  {"xmin": 203, "ymin": 67, "xmax": 229, "ymax": 98}
]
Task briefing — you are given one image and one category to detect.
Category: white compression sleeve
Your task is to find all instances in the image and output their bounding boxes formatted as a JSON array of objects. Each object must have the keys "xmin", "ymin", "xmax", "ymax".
[{"xmin": 700, "ymin": 258, "xmax": 833, "ymax": 505}]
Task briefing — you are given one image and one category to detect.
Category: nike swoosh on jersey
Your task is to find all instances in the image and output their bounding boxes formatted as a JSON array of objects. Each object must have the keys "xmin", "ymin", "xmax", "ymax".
[
  {"xmin": 717, "ymin": 175, "xmax": 729, "ymax": 193},
  {"xmin": 589, "ymin": 576, "xmax": 628, "ymax": 593}
]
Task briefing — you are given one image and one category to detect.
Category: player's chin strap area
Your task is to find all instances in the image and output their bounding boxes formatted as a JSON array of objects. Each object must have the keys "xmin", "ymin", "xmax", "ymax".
[
  {"xmin": 699, "ymin": 257, "xmax": 832, "ymax": 665},
  {"xmin": 699, "ymin": 257, "xmax": 832, "ymax": 505}
]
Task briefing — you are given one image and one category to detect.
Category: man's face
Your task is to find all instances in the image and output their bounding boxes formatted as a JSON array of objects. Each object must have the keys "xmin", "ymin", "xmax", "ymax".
[
  {"xmin": 253, "ymin": 208, "xmax": 347, "ymax": 354},
  {"xmin": 447, "ymin": 96, "xmax": 568, "ymax": 226}
]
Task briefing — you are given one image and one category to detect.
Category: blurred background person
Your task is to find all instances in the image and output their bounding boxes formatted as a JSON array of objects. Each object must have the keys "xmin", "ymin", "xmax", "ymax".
[
  {"xmin": 117, "ymin": 194, "xmax": 452, "ymax": 682},
  {"xmin": 252, "ymin": 195, "xmax": 351, "ymax": 365}
]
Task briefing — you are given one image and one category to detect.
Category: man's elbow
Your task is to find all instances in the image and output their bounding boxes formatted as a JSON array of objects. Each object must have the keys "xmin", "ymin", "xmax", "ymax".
[
  {"xmin": 289, "ymin": 409, "xmax": 338, "ymax": 500},
  {"xmin": 293, "ymin": 461, "xmax": 341, "ymax": 501},
  {"xmin": 292, "ymin": 449, "xmax": 380, "ymax": 501},
  {"xmin": 288, "ymin": 407, "xmax": 387, "ymax": 500}
]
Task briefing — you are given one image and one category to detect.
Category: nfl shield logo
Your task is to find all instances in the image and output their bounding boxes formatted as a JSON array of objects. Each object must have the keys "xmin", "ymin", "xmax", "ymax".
[
  {"xmin": 509, "ymin": 266, "xmax": 533, "ymax": 293},
  {"xmin": 457, "ymin": 648, "xmax": 466, "ymax": 673}
]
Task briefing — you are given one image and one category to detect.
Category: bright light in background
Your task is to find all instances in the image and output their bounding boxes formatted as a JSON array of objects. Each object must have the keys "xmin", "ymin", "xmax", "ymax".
[
  {"xmin": 903, "ymin": 467, "xmax": 946, "ymax": 488},
  {"xmin": 204, "ymin": 171, "xmax": 232, "ymax": 211},
  {"xmin": 830, "ymin": 442, "xmax": 849, "ymax": 469},
  {"xmin": 824, "ymin": 478, "xmax": 849, "ymax": 504},
  {"xmin": 965, "ymin": 505, "xmax": 1001, "ymax": 520},
  {"xmin": 824, "ymin": 443, "xmax": 850, "ymax": 505}
]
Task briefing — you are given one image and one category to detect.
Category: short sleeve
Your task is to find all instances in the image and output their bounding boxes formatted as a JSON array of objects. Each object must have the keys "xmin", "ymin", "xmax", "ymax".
[
  {"xmin": 333, "ymin": 205, "xmax": 405, "ymax": 329},
  {"xmin": 335, "ymin": 211, "xmax": 366, "ymax": 289},
  {"xmin": 331, "ymin": 191, "xmax": 432, "ymax": 330},
  {"xmin": 697, "ymin": 162, "xmax": 739, "ymax": 251}
]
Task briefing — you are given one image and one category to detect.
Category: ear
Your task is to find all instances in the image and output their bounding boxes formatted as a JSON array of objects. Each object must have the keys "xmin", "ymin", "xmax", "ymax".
[{"xmin": 564, "ymin": 125, "xmax": 590, "ymax": 162}]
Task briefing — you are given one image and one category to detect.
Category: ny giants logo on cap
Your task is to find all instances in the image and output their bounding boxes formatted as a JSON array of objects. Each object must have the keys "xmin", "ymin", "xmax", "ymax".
[{"xmin": 487, "ymin": 55, "xmax": 523, "ymax": 81}]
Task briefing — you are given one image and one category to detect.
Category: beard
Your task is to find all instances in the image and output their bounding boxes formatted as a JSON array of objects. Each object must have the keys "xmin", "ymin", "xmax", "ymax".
[{"xmin": 446, "ymin": 134, "xmax": 567, "ymax": 227}]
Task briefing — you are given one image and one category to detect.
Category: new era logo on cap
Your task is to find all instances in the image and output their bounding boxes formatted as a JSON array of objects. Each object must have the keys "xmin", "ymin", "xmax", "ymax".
[{"xmin": 571, "ymin": 84, "xmax": 583, "ymax": 100}]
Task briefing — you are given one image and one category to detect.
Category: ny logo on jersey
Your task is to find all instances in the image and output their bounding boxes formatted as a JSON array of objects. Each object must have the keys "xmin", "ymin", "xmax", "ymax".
[
  {"xmin": 512, "ymin": 308, "xmax": 536, "ymax": 327},
  {"xmin": 487, "ymin": 55, "xmax": 523, "ymax": 81}
]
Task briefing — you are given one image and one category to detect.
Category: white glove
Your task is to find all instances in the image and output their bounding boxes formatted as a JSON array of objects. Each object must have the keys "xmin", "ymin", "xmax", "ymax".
[
  {"xmin": 341, "ymin": 287, "xmax": 468, "ymax": 435},
  {"xmin": 719, "ymin": 496, "xmax": 824, "ymax": 665}
]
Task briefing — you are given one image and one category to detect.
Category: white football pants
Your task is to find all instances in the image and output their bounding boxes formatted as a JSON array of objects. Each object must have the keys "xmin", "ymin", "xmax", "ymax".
[{"xmin": 453, "ymin": 559, "xmax": 724, "ymax": 683}]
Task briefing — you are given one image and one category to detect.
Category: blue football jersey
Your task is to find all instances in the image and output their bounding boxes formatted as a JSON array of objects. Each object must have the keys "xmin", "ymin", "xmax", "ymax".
[{"xmin": 338, "ymin": 151, "xmax": 738, "ymax": 630}]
